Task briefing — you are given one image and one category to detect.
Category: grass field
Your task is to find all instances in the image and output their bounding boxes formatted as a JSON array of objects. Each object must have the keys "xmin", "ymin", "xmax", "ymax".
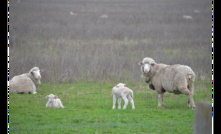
[{"xmin": 10, "ymin": 81, "xmax": 210, "ymax": 134}]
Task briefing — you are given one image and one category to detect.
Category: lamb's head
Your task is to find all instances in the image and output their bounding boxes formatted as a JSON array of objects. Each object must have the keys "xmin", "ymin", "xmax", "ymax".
[
  {"xmin": 29, "ymin": 67, "xmax": 44, "ymax": 80},
  {"xmin": 115, "ymin": 83, "xmax": 126, "ymax": 88},
  {"xmin": 138, "ymin": 57, "xmax": 156, "ymax": 73},
  {"xmin": 46, "ymin": 94, "xmax": 58, "ymax": 100}
]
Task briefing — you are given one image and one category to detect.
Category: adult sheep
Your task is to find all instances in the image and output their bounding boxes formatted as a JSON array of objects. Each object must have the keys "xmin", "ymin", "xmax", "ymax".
[
  {"xmin": 9, "ymin": 67, "xmax": 44, "ymax": 94},
  {"xmin": 138, "ymin": 57, "xmax": 196, "ymax": 108}
]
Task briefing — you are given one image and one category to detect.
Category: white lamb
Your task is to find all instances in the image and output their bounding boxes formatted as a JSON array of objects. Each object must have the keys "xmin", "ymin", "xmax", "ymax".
[
  {"xmin": 46, "ymin": 94, "xmax": 64, "ymax": 108},
  {"xmin": 9, "ymin": 67, "xmax": 43, "ymax": 94},
  {"xmin": 112, "ymin": 83, "xmax": 135, "ymax": 109}
]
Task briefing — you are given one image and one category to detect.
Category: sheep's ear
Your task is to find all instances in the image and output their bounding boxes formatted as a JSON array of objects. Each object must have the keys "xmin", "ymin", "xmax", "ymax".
[
  {"xmin": 30, "ymin": 71, "xmax": 34, "ymax": 76},
  {"xmin": 150, "ymin": 62, "xmax": 156, "ymax": 66},
  {"xmin": 45, "ymin": 96, "xmax": 48, "ymax": 98},
  {"xmin": 138, "ymin": 62, "xmax": 143, "ymax": 65},
  {"xmin": 40, "ymin": 69, "xmax": 44, "ymax": 73},
  {"xmin": 54, "ymin": 96, "xmax": 58, "ymax": 98}
]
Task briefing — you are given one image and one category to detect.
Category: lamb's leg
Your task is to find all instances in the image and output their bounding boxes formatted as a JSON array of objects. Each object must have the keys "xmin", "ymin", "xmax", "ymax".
[
  {"xmin": 117, "ymin": 98, "xmax": 122, "ymax": 109},
  {"xmin": 58, "ymin": 100, "xmax": 64, "ymax": 108},
  {"xmin": 112, "ymin": 95, "xmax": 117, "ymax": 109},
  {"xmin": 157, "ymin": 93, "xmax": 164, "ymax": 107},
  {"xmin": 127, "ymin": 95, "xmax": 135, "ymax": 109},
  {"xmin": 122, "ymin": 96, "xmax": 129, "ymax": 109}
]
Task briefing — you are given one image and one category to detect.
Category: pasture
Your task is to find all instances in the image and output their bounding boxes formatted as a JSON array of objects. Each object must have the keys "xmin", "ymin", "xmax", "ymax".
[
  {"xmin": 9, "ymin": 0, "xmax": 211, "ymax": 133},
  {"xmin": 10, "ymin": 82, "xmax": 210, "ymax": 134}
]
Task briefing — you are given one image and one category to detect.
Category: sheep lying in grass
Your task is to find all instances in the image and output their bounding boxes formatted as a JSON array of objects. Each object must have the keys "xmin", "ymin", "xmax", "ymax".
[
  {"xmin": 112, "ymin": 83, "xmax": 135, "ymax": 109},
  {"xmin": 138, "ymin": 57, "xmax": 196, "ymax": 108},
  {"xmin": 9, "ymin": 67, "xmax": 44, "ymax": 94},
  {"xmin": 46, "ymin": 94, "xmax": 64, "ymax": 108}
]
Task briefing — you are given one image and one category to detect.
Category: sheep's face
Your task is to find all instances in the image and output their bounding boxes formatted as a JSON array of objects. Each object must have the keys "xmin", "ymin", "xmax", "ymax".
[
  {"xmin": 116, "ymin": 83, "xmax": 126, "ymax": 87},
  {"xmin": 139, "ymin": 61, "xmax": 155, "ymax": 73},
  {"xmin": 46, "ymin": 94, "xmax": 58, "ymax": 99},
  {"xmin": 31, "ymin": 69, "xmax": 43, "ymax": 80}
]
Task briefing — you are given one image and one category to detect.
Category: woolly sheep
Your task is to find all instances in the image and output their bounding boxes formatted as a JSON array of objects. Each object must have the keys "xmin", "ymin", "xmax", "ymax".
[
  {"xmin": 9, "ymin": 67, "xmax": 43, "ymax": 94},
  {"xmin": 112, "ymin": 83, "xmax": 135, "ymax": 109},
  {"xmin": 138, "ymin": 57, "xmax": 196, "ymax": 108},
  {"xmin": 45, "ymin": 94, "xmax": 64, "ymax": 108}
]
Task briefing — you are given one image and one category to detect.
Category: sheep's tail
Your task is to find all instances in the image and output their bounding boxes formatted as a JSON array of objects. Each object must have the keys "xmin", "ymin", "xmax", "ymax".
[
  {"xmin": 187, "ymin": 74, "xmax": 195, "ymax": 93},
  {"xmin": 130, "ymin": 90, "xmax": 134, "ymax": 98}
]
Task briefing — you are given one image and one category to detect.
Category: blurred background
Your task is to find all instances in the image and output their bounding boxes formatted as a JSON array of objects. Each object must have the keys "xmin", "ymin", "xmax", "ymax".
[{"xmin": 10, "ymin": 0, "xmax": 211, "ymax": 84}]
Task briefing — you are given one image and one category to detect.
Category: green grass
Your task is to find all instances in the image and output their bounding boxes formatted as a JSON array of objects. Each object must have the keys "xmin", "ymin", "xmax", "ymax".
[{"xmin": 9, "ymin": 81, "xmax": 210, "ymax": 134}]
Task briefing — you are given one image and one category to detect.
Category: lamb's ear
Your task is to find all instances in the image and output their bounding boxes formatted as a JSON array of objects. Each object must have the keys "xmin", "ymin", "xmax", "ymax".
[
  {"xmin": 40, "ymin": 69, "xmax": 44, "ymax": 73},
  {"xmin": 45, "ymin": 96, "xmax": 48, "ymax": 99},
  {"xmin": 138, "ymin": 62, "xmax": 143, "ymax": 65},
  {"xmin": 54, "ymin": 96, "xmax": 58, "ymax": 99}
]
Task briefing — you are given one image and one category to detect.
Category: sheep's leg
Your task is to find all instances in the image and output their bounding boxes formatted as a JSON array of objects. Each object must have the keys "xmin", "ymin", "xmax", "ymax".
[
  {"xmin": 117, "ymin": 98, "xmax": 122, "ymax": 109},
  {"xmin": 122, "ymin": 96, "xmax": 129, "ymax": 109},
  {"xmin": 189, "ymin": 94, "xmax": 195, "ymax": 108},
  {"xmin": 127, "ymin": 95, "xmax": 135, "ymax": 109},
  {"xmin": 32, "ymin": 84, "xmax": 37, "ymax": 94},
  {"xmin": 112, "ymin": 95, "xmax": 117, "ymax": 109},
  {"xmin": 180, "ymin": 88, "xmax": 195, "ymax": 108},
  {"xmin": 187, "ymin": 98, "xmax": 191, "ymax": 108},
  {"xmin": 157, "ymin": 93, "xmax": 164, "ymax": 107},
  {"xmin": 188, "ymin": 82, "xmax": 195, "ymax": 109}
]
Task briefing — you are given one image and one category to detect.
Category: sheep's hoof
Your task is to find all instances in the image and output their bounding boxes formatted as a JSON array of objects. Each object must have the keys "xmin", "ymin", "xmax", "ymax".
[
  {"xmin": 187, "ymin": 104, "xmax": 191, "ymax": 108},
  {"xmin": 157, "ymin": 104, "xmax": 164, "ymax": 107},
  {"xmin": 33, "ymin": 92, "xmax": 37, "ymax": 94}
]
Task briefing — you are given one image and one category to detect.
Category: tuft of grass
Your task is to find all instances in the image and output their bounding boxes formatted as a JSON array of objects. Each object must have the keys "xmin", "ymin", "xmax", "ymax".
[{"xmin": 10, "ymin": 81, "xmax": 210, "ymax": 134}]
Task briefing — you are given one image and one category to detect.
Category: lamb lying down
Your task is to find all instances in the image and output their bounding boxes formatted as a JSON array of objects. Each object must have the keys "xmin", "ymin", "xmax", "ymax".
[
  {"xmin": 46, "ymin": 94, "xmax": 64, "ymax": 108},
  {"xmin": 112, "ymin": 83, "xmax": 135, "ymax": 109}
]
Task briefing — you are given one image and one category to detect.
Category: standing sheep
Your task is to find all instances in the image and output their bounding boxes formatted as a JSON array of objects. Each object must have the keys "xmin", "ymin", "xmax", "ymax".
[
  {"xmin": 45, "ymin": 94, "xmax": 64, "ymax": 108},
  {"xmin": 9, "ymin": 67, "xmax": 44, "ymax": 94},
  {"xmin": 138, "ymin": 57, "xmax": 196, "ymax": 108},
  {"xmin": 112, "ymin": 83, "xmax": 135, "ymax": 109}
]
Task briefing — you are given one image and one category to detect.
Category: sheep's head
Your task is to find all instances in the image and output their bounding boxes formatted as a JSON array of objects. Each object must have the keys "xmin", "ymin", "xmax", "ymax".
[
  {"xmin": 46, "ymin": 94, "xmax": 58, "ymax": 99},
  {"xmin": 115, "ymin": 83, "xmax": 126, "ymax": 88},
  {"xmin": 29, "ymin": 67, "xmax": 44, "ymax": 80},
  {"xmin": 138, "ymin": 57, "xmax": 156, "ymax": 73}
]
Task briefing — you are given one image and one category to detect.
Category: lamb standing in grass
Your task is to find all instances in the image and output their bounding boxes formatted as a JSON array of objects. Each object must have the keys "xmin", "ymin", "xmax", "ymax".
[
  {"xmin": 46, "ymin": 94, "xmax": 64, "ymax": 108},
  {"xmin": 9, "ymin": 67, "xmax": 44, "ymax": 94},
  {"xmin": 112, "ymin": 83, "xmax": 135, "ymax": 109},
  {"xmin": 138, "ymin": 57, "xmax": 196, "ymax": 108}
]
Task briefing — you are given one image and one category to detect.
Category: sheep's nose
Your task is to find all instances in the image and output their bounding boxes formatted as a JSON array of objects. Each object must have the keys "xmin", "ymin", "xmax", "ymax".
[{"xmin": 144, "ymin": 69, "xmax": 149, "ymax": 72}]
